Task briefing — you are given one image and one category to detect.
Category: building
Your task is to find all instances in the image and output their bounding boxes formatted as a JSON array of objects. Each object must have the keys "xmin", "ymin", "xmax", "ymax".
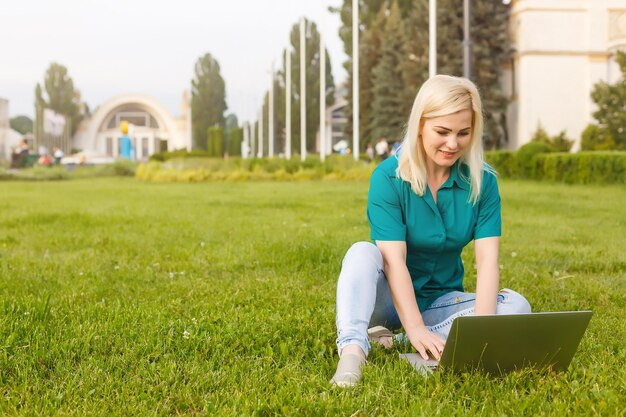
[
  {"xmin": 0, "ymin": 98, "xmax": 26, "ymax": 161},
  {"xmin": 72, "ymin": 92, "xmax": 191, "ymax": 159},
  {"xmin": 505, "ymin": 0, "xmax": 626, "ymax": 150}
]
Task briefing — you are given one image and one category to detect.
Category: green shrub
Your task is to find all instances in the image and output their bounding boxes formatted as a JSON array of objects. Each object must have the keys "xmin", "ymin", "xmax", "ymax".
[
  {"xmin": 135, "ymin": 155, "xmax": 373, "ymax": 183},
  {"xmin": 149, "ymin": 149, "xmax": 213, "ymax": 162},
  {"xmin": 534, "ymin": 152, "xmax": 626, "ymax": 184},
  {"xmin": 485, "ymin": 151, "xmax": 516, "ymax": 178},
  {"xmin": 207, "ymin": 126, "xmax": 224, "ymax": 158},
  {"xmin": 227, "ymin": 127, "xmax": 243, "ymax": 157},
  {"xmin": 580, "ymin": 124, "xmax": 618, "ymax": 151},
  {"xmin": 530, "ymin": 124, "xmax": 574, "ymax": 152},
  {"xmin": 516, "ymin": 142, "xmax": 551, "ymax": 179}
]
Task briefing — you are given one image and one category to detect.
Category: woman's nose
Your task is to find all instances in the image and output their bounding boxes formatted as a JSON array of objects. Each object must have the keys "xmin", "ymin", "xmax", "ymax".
[{"xmin": 446, "ymin": 136, "xmax": 459, "ymax": 149}]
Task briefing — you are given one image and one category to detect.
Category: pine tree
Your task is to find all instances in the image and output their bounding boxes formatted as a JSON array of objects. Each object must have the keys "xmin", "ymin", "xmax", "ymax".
[
  {"xmin": 336, "ymin": 0, "xmax": 512, "ymax": 149},
  {"xmin": 591, "ymin": 50, "xmax": 626, "ymax": 149},
  {"xmin": 272, "ymin": 19, "xmax": 334, "ymax": 156},
  {"xmin": 471, "ymin": 0, "xmax": 511, "ymax": 149},
  {"xmin": 359, "ymin": 6, "xmax": 386, "ymax": 145},
  {"xmin": 370, "ymin": 2, "xmax": 409, "ymax": 142},
  {"xmin": 192, "ymin": 53, "xmax": 227, "ymax": 150},
  {"xmin": 401, "ymin": 0, "xmax": 429, "ymax": 118}
]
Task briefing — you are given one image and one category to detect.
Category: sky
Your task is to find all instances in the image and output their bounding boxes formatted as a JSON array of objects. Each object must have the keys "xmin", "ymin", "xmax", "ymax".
[{"xmin": 0, "ymin": 0, "xmax": 348, "ymax": 122}]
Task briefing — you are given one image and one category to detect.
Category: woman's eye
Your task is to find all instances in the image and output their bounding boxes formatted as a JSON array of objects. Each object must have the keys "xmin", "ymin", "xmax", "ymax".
[
  {"xmin": 436, "ymin": 131, "xmax": 448, "ymax": 136},
  {"xmin": 459, "ymin": 131, "xmax": 470, "ymax": 136}
]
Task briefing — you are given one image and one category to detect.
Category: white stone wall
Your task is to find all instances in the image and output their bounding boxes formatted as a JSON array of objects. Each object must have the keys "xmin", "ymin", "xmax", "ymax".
[{"xmin": 507, "ymin": 0, "xmax": 626, "ymax": 150}]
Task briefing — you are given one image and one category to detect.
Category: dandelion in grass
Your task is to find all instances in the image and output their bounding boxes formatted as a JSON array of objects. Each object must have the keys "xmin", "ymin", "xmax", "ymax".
[
  {"xmin": 183, "ymin": 330, "xmax": 190, "ymax": 340},
  {"xmin": 511, "ymin": 251, "xmax": 517, "ymax": 258},
  {"xmin": 192, "ymin": 317, "xmax": 198, "ymax": 325},
  {"xmin": 200, "ymin": 241, "xmax": 206, "ymax": 247}
]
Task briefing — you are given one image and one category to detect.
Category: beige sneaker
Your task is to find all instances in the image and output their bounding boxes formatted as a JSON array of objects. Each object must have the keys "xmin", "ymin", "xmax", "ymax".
[
  {"xmin": 329, "ymin": 353, "xmax": 366, "ymax": 387},
  {"xmin": 368, "ymin": 326, "xmax": 394, "ymax": 349}
]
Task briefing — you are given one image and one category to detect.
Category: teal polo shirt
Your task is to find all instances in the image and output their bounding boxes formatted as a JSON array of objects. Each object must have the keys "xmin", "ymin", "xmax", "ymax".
[{"xmin": 367, "ymin": 156, "xmax": 501, "ymax": 311}]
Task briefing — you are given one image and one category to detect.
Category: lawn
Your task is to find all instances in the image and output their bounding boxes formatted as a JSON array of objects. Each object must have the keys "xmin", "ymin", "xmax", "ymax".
[{"xmin": 0, "ymin": 178, "xmax": 624, "ymax": 416}]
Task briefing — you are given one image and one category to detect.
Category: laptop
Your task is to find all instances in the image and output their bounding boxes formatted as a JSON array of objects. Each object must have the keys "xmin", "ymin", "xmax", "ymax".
[{"xmin": 400, "ymin": 311, "xmax": 593, "ymax": 375}]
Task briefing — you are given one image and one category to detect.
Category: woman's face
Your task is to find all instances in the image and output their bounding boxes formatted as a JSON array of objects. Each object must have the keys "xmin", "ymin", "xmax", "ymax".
[{"xmin": 420, "ymin": 109, "xmax": 473, "ymax": 171}]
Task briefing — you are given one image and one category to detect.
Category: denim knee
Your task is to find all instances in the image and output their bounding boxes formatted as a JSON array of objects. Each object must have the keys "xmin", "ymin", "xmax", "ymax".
[
  {"xmin": 498, "ymin": 288, "xmax": 532, "ymax": 314},
  {"xmin": 343, "ymin": 241, "xmax": 383, "ymax": 270}
]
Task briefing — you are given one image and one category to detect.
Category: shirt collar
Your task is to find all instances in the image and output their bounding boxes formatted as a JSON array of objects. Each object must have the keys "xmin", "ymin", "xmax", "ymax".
[{"xmin": 441, "ymin": 161, "xmax": 470, "ymax": 191}]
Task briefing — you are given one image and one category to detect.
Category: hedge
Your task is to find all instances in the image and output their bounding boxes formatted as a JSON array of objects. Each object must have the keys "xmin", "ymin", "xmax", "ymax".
[
  {"xmin": 486, "ymin": 151, "xmax": 626, "ymax": 184},
  {"xmin": 135, "ymin": 154, "xmax": 375, "ymax": 183}
]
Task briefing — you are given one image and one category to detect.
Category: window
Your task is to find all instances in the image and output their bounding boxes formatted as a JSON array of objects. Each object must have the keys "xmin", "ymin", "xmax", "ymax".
[{"xmin": 142, "ymin": 137, "xmax": 149, "ymax": 157}]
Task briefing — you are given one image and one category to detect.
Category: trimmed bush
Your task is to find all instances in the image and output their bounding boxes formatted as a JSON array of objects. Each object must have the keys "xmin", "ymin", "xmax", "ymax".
[
  {"xmin": 534, "ymin": 152, "xmax": 626, "ymax": 184},
  {"xmin": 207, "ymin": 126, "xmax": 224, "ymax": 158},
  {"xmin": 227, "ymin": 127, "xmax": 244, "ymax": 157},
  {"xmin": 485, "ymin": 151, "xmax": 516, "ymax": 177},
  {"xmin": 149, "ymin": 149, "xmax": 212, "ymax": 162},
  {"xmin": 580, "ymin": 124, "xmax": 618, "ymax": 151},
  {"xmin": 136, "ymin": 155, "xmax": 375, "ymax": 183},
  {"xmin": 516, "ymin": 142, "xmax": 552, "ymax": 179}
]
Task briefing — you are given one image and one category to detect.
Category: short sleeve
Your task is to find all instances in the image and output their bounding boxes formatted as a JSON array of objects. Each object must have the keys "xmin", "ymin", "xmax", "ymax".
[
  {"xmin": 367, "ymin": 167, "xmax": 406, "ymax": 241},
  {"xmin": 473, "ymin": 171, "xmax": 502, "ymax": 240}
]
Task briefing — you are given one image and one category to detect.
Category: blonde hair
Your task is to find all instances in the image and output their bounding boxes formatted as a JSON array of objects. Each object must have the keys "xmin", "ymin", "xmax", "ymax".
[{"xmin": 397, "ymin": 75, "xmax": 488, "ymax": 204}]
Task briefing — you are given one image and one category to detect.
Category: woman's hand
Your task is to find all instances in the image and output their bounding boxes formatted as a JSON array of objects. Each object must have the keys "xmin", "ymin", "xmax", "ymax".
[{"xmin": 407, "ymin": 326, "xmax": 446, "ymax": 361}]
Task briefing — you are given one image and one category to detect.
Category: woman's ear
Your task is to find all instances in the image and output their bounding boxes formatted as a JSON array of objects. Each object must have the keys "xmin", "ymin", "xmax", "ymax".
[{"xmin": 418, "ymin": 119, "xmax": 425, "ymax": 138}]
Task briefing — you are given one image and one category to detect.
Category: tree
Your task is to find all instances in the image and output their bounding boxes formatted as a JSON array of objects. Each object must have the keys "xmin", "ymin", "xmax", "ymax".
[
  {"xmin": 10, "ymin": 115, "xmax": 33, "ymax": 134},
  {"xmin": 207, "ymin": 126, "xmax": 224, "ymax": 157},
  {"xmin": 192, "ymin": 53, "xmax": 227, "ymax": 150},
  {"xmin": 590, "ymin": 50, "xmax": 626, "ymax": 150},
  {"xmin": 35, "ymin": 63, "xmax": 84, "ymax": 136},
  {"xmin": 530, "ymin": 123, "xmax": 573, "ymax": 152},
  {"xmin": 359, "ymin": 6, "xmax": 387, "ymax": 145},
  {"xmin": 266, "ymin": 18, "xmax": 334, "ymax": 156},
  {"xmin": 334, "ymin": 0, "xmax": 415, "ymax": 145},
  {"xmin": 224, "ymin": 113, "xmax": 240, "ymax": 156},
  {"xmin": 401, "ymin": 0, "xmax": 430, "ymax": 115},
  {"xmin": 335, "ymin": 0, "xmax": 512, "ymax": 149},
  {"xmin": 370, "ymin": 2, "xmax": 409, "ymax": 141},
  {"xmin": 580, "ymin": 124, "xmax": 617, "ymax": 151},
  {"xmin": 434, "ymin": 0, "xmax": 511, "ymax": 149}
]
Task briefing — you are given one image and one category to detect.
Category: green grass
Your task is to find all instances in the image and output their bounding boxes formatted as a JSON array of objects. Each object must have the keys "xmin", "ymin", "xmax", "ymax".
[{"xmin": 0, "ymin": 178, "xmax": 625, "ymax": 416}]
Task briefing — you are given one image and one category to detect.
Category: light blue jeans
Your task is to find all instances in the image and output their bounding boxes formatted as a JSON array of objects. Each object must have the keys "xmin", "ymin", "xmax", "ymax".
[{"xmin": 336, "ymin": 242, "xmax": 532, "ymax": 356}]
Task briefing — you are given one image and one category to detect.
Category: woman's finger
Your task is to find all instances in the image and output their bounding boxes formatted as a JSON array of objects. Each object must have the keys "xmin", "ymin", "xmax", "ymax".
[
  {"xmin": 415, "ymin": 343, "xmax": 429, "ymax": 360},
  {"xmin": 426, "ymin": 342, "xmax": 440, "ymax": 360}
]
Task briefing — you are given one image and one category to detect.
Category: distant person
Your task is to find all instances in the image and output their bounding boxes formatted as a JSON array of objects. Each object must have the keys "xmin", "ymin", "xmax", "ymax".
[
  {"xmin": 330, "ymin": 75, "xmax": 531, "ymax": 387},
  {"xmin": 53, "ymin": 146, "xmax": 64, "ymax": 165},
  {"xmin": 366, "ymin": 143, "xmax": 375, "ymax": 162},
  {"xmin": 17, "ymin": 139, "xmax": 30, "ymax": 168},
  {"xmin": 119, "ymin": 121, "xmax": 134, "ymax": 160},
  {"xmin": 37, "ymin": 153, "xmax": 53, "ymax": 166},
  {"xmin": 375, "ymin": 136, "xmax": 389, "ymax": 160},
  {"xmin": 391, "ymin": 142, "xmax": 401, "ymax": 156}
]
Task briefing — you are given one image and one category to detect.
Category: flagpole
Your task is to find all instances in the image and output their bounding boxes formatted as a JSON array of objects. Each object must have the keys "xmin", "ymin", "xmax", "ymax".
[
  {"xmin": 258, "ymin": 107, "xmax": 264, "ymax": 157},
  {"xmin": 429, "ymin": 0, "xmax": 437, "ymax": 78},
  {"xmin": 300, "ymin": 17, "xmax": 307, "ymax": 161},
  {"xmin": 242, "ymin": 121, "xmax": 249, "ymax": 158},
  {"xmin": 286, "ymin": 48, "xmax": 292, "ymax": 159},
  {"xmin": 251, "ymin": 120, "xmax": 256, "ymax": 158},
  {"xmin": 269, "ymin": 60, "xmax": 274, "ymax": 158},
  {"xmin": 352, "ymin": 0, "xmax": 359, "ymax": 160},
  {"xmin": 463, "ymin": 0, "xmax": 472, "ymax": 79},
  {"xmin": 320, "ymin": 30, "xmax": 326, "ymax": 162}
]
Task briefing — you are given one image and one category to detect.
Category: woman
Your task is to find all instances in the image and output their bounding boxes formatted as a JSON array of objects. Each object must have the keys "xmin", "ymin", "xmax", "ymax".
[{"xmin": 331, "ymin": 75, "xmax": 531, "ymax": 387}]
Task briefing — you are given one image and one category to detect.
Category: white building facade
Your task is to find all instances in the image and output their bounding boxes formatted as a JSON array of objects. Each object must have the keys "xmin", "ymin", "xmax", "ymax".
[
  {"xmin": 505, "ymin": 0, "xmax": 626, "ymax": 150},
  {"xmin": 0, "ymin": 98, "xmax": 25, "ymax": 160},
  {"xmin": 73, "ymin": 92, "xmax": 191, "ymax": 159}
]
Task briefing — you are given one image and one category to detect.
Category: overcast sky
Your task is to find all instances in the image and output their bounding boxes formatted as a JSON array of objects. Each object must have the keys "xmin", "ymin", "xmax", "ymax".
[{"xmin": 0, "ymin": 0, "xmax": 348, "ymax": 122}]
